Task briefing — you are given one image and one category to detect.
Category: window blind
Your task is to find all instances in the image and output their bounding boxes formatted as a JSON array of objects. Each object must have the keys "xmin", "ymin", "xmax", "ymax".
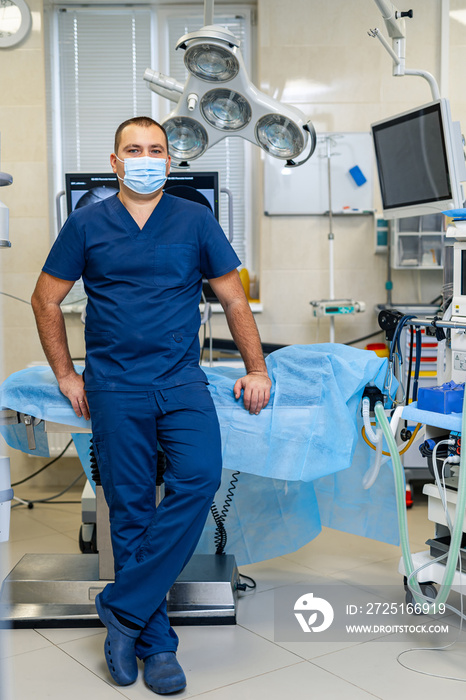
[
  {"xmin": 49, "ymin": 5, "xmax": 251, "ymax": 265},
  {"xmin": 57, "ymin": 7, "xmax": 152, "ymax": 172}
]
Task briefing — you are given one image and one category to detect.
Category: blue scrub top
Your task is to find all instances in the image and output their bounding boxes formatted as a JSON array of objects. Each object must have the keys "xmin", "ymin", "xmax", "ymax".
[{"xmin": 43, "ymin": 193, "xmax": 241, "ymax": 390}]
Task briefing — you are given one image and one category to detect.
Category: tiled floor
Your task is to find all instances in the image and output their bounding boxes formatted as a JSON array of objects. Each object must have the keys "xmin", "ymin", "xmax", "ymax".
[{"xmin": 1, "ymin": 486, "xmax": 466, "ymax": 699}]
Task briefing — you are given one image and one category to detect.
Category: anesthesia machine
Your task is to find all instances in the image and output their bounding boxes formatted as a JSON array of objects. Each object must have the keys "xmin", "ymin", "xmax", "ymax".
[{"xmin": 362, "ymin": 0, "xmax": 466, "ymax": 615}]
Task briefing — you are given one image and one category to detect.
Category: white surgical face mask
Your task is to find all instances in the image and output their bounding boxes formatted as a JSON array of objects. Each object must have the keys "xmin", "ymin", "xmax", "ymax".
[{"xmin": 116, "ymin": 155, "xmax": 168, "ymax": 194}]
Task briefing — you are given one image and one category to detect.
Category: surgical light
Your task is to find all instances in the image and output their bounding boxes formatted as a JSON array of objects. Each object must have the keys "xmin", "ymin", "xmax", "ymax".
[
  {"xmin": 201, "ymin": 89, "xmax": 251, "ymax": 131},
  {"xmin": 185, "ymin": 43, "xmax": 239, "ymax": 82},
  {"xmin": 256, "ymin": 114, "xmax": 304, "ymax": 160},
  {"xmin": 144, "ymin": 23, "xmax": 316, "ymax": 167},
  {"xmin": 163, "ymin": 116, "xmax": 208, "ymax": 161}
]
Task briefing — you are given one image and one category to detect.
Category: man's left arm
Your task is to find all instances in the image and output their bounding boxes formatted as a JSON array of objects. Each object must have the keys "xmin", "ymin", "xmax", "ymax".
[{"xmin": 208, "ymin": 269, "xmax": 271, "ymax": 415}]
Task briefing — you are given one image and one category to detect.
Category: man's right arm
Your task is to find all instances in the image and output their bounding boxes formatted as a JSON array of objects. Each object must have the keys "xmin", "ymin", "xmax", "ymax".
[{"xmin": 31, "ymin": 272, "xmax": 90, "ymax": 420}]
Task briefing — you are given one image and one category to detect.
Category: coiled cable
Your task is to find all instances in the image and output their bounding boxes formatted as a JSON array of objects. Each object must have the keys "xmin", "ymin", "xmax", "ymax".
[
  {"xmin": 89, "ymin": 437, "xmax": 101, "ymax": 485},
  {"xmin": 210, "ymin": 471, "xmax": 240, "ymax": 555}
]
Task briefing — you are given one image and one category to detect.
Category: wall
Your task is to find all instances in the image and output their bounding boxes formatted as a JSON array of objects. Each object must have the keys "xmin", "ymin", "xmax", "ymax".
[
  {"xmin": 0, "ymin": 0, "xmax": 83, "ymax": 487},
  {"xmin": 1, "ymin": 0, "xmax": 466, "ymax": 487},
  {"xmin": 248, "ymin": 0, "xmax": 449, "ymax": 347}
]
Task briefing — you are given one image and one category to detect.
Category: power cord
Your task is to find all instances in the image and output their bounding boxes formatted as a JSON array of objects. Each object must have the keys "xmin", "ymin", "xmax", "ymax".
[
  {"xmin": 397, "ymin": 446, "xmax": 466, "ymax": 682},
  {"xmin": 236, "ymin": 573, "xmax": 256, "ymax": 591},
  {"xmin": 210, "ymin": 471, "xmax": 240, "ymax": 555},
  {"xmin": 12, "ymin": 471, "xmax": 84, "ymax": 509},
  {"xmin": 11, "ymin": 439, "xmax": 73, "ymax": 486},
  {"xmin": 344, "ymin": 329, "xmax": 384, "ymax": 346},
  {"xmin": 0, "ymin": 291, "xmax": 87, "ymax": 307},
  {"xmin": 0, "ymin": 291, "xmax": 31, "ymax": 305}
]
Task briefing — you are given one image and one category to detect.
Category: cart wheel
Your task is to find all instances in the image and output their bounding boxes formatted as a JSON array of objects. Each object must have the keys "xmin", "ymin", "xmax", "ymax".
[
  {"xmin": 79, "ymin": 524, "xmax": 97, "ymax": 553},
  {"xmin": 405, "ymin": 582, "xmax": 437, "ymax": 613}
]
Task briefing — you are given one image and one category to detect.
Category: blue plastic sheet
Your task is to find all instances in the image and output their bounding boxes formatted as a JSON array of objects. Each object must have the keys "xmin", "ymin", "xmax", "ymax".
[
  {"xmin": 206, "ymin": 344, "xmax": 387, "ymax": 481},
  {"xmin": 195, "ymin": 470, "xmax": 323, "ymax": 564},
  {"xmin": 0, "ymin": 345, "xmax": 400, "ymax": 564},
  {"xmin": 0, "ymin": 420, "xmax": 50, "ymax": 459}
]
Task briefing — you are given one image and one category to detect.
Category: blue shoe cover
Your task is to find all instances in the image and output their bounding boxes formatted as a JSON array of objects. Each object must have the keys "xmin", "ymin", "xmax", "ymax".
[
  {"xmin": 95, "ymin": 593, "xmax": 140, "ymax": 686},
  {"xmin": 144, "ymin": 652, "xmax": 187, "ymax": 694}
]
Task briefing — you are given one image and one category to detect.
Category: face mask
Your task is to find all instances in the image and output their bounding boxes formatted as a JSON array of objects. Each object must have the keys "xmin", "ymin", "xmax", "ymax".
[{"xmin": 116, "ymin": 155, "xmax": 168, "ymax": 194}]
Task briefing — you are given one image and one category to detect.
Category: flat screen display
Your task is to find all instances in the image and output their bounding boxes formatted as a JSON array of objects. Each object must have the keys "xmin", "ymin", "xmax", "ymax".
[
  {"xmin": 372, "ymin": 102, "xmax": 451, "ymax": 212},
  {"xmin": 65, "ymin": 174, "xmax": 119, "ymax": 216},
  {"xmin": 164, "ymin": 171, "xmax": 219, "ymax": 221},
  {"xmin": 65, "ymin": 171, "xmax": 219, "ymax": 221}
]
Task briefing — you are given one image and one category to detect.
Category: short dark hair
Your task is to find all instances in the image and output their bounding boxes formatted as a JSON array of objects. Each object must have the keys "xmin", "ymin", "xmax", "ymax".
[{"xmin": 114, "ymin": 116, "xmax": 169, "ymax": 155}]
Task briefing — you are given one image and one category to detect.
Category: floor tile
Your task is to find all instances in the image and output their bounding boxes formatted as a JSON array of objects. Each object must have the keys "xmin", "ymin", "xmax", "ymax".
[
  {"xmin": 2, "ymin": 479, "xmax": 453, "ymax": 700},
  {"xmin": 237, "ymin": 555, "xmax": 324, "ymax": 593},
  {"xmin": 7, "ymin": 511, "xmax": 62, "ymax": 544},
  {"xmin": 58, "ymin": 624, "xmax": 303, "ymax": 698},
  {"xmin": 312, "ymin": 638, "xmax": 466, "ymax": 699},
  {"xmin": 237, "ymin": 585, "xmax": 363, "ymax": 660},
  {"xmin": 5, "ymin": 530, "xmax": 81, "ymax": 569},
  {"xmin": 186, "ymin": 660, "xmax": 379, "ymax": 699},
  {"xmin": 7, "ymin": 644, "xmax": 127, "ymax": 699},
  {"xmin": 281, "ymin": 528, "xmax": 401, "ymax": 576},
  {"xmin": 333, "ymin": 555, "xmax": 406, "ymax": 590},
  {"xmin": 0, "ymin": 655, "xmax": 13, "ymax": 700},
  {"xmin": 13, "ymin": 503, "xmax": 82, "ymax": 535},
  {"xmin": 0, "ymin": 628, "xmax": 51, "ymax": 658},
  {"xmin": 37, "ymin": 626, "xmax": 103, "ymax": 645}
]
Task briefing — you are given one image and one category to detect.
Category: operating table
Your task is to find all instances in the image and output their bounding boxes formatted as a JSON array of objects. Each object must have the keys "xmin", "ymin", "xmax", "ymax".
[{"xmin": 0, "ymin": 344, "xmax": 398, "ymax": 627}]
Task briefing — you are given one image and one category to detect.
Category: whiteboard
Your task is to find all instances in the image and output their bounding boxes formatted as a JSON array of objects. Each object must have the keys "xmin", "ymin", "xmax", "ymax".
[{"xmin": 263, "ymin": 132, "xmax": 374, "ymax": 215}]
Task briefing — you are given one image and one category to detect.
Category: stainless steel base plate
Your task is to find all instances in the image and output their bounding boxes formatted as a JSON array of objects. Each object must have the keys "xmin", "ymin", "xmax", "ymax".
[{"xmin": 0, "ymin": 553, "xmax": 239, "ymax": 627}]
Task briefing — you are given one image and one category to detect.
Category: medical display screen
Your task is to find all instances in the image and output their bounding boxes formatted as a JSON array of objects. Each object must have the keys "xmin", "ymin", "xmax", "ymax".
[
  {"xmin": 65, "ymin": 171, "xmax": 219, "ymax": 221},
  {"xmin": 164, "ymin": 171, "xmax": 219, "ymax": 221},
  {"xmin": 65, "ymin": 174, "xmax": 119, "ymax": 216},
  {"xmin": 462, "ymin": 250, "xmax": 466, "ymax": 297},
  {"xmin": 372, "ymin": 103, "xmax": 451, "ymax": 211}
]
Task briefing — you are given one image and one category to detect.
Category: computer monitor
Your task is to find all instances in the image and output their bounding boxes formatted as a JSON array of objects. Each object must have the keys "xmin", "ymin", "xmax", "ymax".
[
  {"xmin": 164, "ymin": 171, "xmax": 219, "ymax": 221},
  {"xmin": 65, "ymin": 170, "xmax": 220, "ymax": 220},
  {"xmin": 371, "ymin": 98, "xmax": 466, "ymax": 219},
  {"xmin": 65, "ymin": 173, "xmax": 119, "ymax": 216}
]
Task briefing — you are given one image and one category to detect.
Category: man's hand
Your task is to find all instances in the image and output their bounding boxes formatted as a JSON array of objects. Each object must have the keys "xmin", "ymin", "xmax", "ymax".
[
  {"xmin": 234, "ymin": 372, "xmax": 272, "ymax": 415},
  {"xmin": 58, "ymin": 372, "xmax": 90, "ymax": 420}
]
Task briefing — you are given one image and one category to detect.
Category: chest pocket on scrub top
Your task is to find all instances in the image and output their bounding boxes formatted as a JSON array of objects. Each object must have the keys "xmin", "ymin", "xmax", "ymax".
[{"xmin": 154, "ymin": 244, "xmax": 195, "ymax": 288}]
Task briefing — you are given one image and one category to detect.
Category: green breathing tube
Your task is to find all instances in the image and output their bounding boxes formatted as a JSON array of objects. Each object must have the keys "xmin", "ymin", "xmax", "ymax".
[{"xmin": 375, "ymin": 394, "xmax": 466, "ymax": 611}]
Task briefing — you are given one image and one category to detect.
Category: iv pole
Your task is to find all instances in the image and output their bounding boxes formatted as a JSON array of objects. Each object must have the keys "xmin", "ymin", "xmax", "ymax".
[
  {"xmin": 309, "ymin": 134, "xmax": 365, "ymax": 342},
  {"xmin": 326, "ymin": 137, "xmax": 337, "ymax": 344}
]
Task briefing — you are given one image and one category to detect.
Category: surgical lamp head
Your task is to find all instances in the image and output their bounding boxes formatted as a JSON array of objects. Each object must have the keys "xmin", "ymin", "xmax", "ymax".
[{"xmin": 144, "ymin": 25, "xmax": 316, "ymax": 167}]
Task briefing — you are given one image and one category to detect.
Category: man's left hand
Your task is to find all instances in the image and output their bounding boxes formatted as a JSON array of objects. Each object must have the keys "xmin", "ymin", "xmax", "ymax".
[{"xmin": 234, "ymin": 372, "xmax": 272, "ymax": 414}]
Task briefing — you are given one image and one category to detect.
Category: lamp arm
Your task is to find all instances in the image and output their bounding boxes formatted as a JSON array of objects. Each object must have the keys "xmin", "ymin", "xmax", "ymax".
[
  {"xmin": 143, "ymin": 69, "xmax": 184, "ymax": 102},
  {"xmin": 204, "ymin": 0, "xmax": 214, "ymax": 26},
  {"xmin": 404, "ymin": 69, "xmax": 440, "ymax": 100},
  {"xmin": 368, "ymin": 27, "xmax": 400, "ymax": 64},
  {"xmin": 369, "ymin": 2, "xmax": 440, "ymax": 100},
  {"xmin": 373, "ymin": 0, "xmax": 406, "ymax": 39},
  {"xmin": 284, "ymin": 122, "xmax": 317, "ymax": 168}
]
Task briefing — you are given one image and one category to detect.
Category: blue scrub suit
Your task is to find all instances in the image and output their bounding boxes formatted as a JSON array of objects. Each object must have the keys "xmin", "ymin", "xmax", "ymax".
[{"xmin": 43, "ymin": 192, "xmax": 241, "ymax": 657}]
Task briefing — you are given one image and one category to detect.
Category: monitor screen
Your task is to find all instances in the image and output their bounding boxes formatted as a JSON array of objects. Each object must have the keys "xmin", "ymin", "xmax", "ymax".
[
  {"xmin": 65, "ymin": 170, "xmax": 220, "ymax": 221},
  {"xmin": 164, "ymin": 171, "xmax": 219, "ymax": 221},
  {"xmin": 65, "ymin": 173, "xmax": 119, "ymax": 216},
  {"xmin": 371, "ymin": 99, "xmax": 464, "ymax": 218}
]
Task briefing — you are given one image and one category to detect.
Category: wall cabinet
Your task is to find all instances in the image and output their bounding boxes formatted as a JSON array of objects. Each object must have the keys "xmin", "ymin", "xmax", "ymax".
[{"xmin": 391, "ymin": 214, "xmax": 445, "ymax": 270}]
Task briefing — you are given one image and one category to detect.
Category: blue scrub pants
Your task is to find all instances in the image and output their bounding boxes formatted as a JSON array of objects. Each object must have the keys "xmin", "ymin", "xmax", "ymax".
[{"xmin": 87, "ymin": 382, "xmax": 222, "ymax": 659}]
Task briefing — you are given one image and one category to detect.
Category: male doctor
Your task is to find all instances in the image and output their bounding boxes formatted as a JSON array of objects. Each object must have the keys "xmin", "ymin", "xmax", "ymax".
[{"xmin": 31, "ymin": 117, "xmax": 271, "ymax": 695}]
